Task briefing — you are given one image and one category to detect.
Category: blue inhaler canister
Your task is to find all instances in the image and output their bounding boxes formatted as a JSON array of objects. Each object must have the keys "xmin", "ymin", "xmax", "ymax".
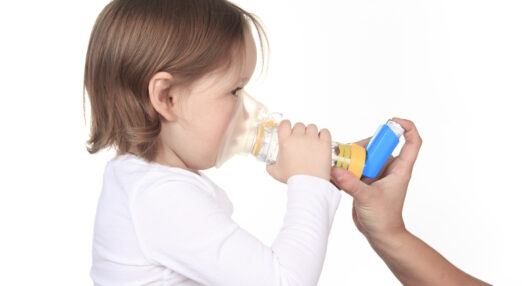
[{"xmin": 361, "ymin": 119, "xmax": 405, "ymax": 178}]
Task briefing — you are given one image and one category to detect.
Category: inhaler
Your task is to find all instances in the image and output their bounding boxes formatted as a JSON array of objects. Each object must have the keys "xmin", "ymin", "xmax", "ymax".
[{"xmin": 215, "ymin": 90, "xmax": 405, "ymax": 179}]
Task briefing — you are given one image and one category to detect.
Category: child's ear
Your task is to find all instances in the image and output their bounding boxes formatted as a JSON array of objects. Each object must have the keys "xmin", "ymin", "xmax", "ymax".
[{"xmin": 148, "ymin": 71, "xmax": 178, "ymax": 122}]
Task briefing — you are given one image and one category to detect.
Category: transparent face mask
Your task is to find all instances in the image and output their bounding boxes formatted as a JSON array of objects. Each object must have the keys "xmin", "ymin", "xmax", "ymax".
[
  {"xmin": 215, "ymin": 89, "xmax": 282, "ymax": 168},
  {"xmin": 215, "ymin": 89, "xmax": 405, "ymax": 179}
]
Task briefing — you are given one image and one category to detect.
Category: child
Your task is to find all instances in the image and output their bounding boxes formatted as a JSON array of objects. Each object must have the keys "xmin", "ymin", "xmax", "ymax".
[{"xmin": 85, "ymin": 1, "xmax": 340, "ymax": 285}]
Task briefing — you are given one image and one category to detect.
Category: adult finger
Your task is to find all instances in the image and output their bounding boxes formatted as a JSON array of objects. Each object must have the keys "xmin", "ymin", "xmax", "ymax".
[
  {"xmin": 354, "ymin": 136, "xmax": 372, "ymax": 148},
  {"xmin": 390, "ymin": 117, "xmax": 422, "ymax": 175},
  {"xmin": 331, "ymin": 166, "xmax": 371, "ymax": 202}
]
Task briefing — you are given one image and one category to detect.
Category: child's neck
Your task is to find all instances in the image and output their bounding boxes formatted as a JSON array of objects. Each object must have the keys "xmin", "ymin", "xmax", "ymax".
[{"xmin": 153, "ymin": 146, "xmax": 201, "ymax": 177}]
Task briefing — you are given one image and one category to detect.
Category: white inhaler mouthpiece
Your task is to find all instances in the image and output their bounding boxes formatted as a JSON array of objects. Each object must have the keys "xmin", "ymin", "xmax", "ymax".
[{"xmin": 215, "ymin": 89, "xmax": 282, "ymax": 168}]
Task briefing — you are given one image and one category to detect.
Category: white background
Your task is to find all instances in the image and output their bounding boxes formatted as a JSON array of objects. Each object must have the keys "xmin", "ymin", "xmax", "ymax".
[{"xmin": 0, "ymin": 0, "xmax": 520, "ymax": 285}]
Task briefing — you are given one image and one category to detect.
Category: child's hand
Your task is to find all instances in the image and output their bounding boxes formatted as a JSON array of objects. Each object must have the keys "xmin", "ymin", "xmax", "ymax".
[
  {"xmin": 330, "ymin": 118, "xmax": 422, "ymax": 241},
  {"xmin": 266, "ymin": 119, "xmax": 332, "ymax": 184}
]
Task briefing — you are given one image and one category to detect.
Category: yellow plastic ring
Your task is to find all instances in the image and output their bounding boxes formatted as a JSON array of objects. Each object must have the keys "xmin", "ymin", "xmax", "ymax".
[
  {"xmin": 253, "ymin": 120, "xmax": 278, "ymax": 155},
  {"xmin": 348, "ymin": 143, "xmax": 366, "ymax": 179}
]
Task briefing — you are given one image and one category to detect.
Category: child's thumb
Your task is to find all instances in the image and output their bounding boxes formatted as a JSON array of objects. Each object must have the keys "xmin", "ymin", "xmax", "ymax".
[
  {"xmin": 266, "ymin": 164, "xmax": 274, "ymax": 176},
  {"xmin": 266, "ymin": 164, "xmax": 279, "ymax": 180},
  {"xmin": 331, "ymin": 167, "xmax": 369, "ymax": 201}
]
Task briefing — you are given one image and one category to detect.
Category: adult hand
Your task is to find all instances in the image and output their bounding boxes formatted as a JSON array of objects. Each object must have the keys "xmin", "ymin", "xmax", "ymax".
[
  {"xmin": 329, "ymin": 117, "xmax": 422, "ymax": 240},
  {"xmin": 329, "ymin": 117, "xmax": 491, "ymax": 286}
]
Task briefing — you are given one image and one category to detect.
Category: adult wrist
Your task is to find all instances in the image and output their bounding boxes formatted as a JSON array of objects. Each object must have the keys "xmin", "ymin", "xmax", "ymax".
[{"xmin": 366, "ymin": 227, "xmax": 410, "ymax": 253}]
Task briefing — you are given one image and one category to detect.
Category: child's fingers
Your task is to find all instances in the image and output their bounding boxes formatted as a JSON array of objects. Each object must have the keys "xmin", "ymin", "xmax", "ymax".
[
  {"xmin": 278, "ymin": 119, "xmax": 292, "ymax": 139},
  {"xmin": 305, "ymin": 124, "xmax": 318, "ymax": 136},
  {"xmin": 391, "ymin": 117, "xmax": 422, "ymax": 176},
  {"xmin": 319, "ymin": 128, "xmax": 331, "ymax": 142},
  {"xmin": 292, "ymin": 122, "xmax": 306, "ymax": 135}
]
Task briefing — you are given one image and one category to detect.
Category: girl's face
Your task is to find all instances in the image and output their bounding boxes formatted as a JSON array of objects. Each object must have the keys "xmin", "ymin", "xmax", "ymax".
[{"xmin": 159, "ymin": 28, "xmax": 257, "ymax": 171}]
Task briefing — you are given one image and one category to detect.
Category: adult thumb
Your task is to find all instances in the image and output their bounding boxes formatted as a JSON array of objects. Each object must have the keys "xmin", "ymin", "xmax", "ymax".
[{"xmin": 331, "ymin": 167, "xmax": 370, "ymax": 201}]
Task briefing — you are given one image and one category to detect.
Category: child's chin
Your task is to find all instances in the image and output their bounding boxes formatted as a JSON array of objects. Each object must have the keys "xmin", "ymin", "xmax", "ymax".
[{"xmin": 198, "ymin": 158, "xmax": 217, "ymax": 170}]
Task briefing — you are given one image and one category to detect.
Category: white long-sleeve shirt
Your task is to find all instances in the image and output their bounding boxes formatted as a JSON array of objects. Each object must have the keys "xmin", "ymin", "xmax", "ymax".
[{"xmin": 90, "ymin": 153, "xmax": 342, "ymax": 286}]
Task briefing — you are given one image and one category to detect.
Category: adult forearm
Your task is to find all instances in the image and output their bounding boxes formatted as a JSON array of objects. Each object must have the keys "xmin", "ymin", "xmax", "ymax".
[{"xmin": 367, "ymin": 230, "xmax": 490, "ymax": 286}]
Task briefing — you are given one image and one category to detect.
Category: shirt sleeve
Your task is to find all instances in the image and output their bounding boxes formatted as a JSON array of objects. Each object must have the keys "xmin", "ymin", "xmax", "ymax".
[{"xmin": 129, "ymin": 174, "xmax": 342, "ymax": 286}]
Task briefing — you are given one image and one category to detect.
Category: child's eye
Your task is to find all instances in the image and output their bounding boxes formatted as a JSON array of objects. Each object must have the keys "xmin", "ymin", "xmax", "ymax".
[{"xmin": 231, "ymin": 87, "xmax": 243, "ymax": 96}]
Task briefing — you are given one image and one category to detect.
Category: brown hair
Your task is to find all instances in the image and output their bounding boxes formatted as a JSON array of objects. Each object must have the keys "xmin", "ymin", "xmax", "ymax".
[{"xmin": 83, "ymin": 0, "xmax": 269, "ymax": 161}]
